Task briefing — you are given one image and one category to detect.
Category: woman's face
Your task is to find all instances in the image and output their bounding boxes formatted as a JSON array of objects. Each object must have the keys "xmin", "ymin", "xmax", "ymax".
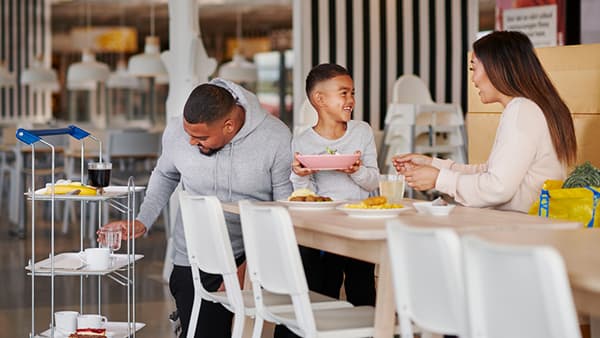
[{"xmin": 470, "ymin": 54, "xmax": 502, "ymax": 104}]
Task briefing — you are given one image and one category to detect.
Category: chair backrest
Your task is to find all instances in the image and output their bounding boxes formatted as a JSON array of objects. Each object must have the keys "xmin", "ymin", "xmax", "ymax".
[
  {"xmin": 462, "ymin": 236, "xmax": 581, "ymax": 338},
  {"xmin": 386, "ymin": 221, "xmax": 466, "ymax": 337},
  {"xmin": 239, "ymin": 200, "xmax": 317, "ymax": 334},
  {"xmin": 179, "ymin": 192, "xmax": 237, "ymax": 276},
  {"xmin": 105, "ymin": 129, "xmax": 162, "ymax": 160},
  {"xmin": 293, "ymin": 99, "xmax": 318, "ymax": 136},
  {"xmin": 392, "ymin": 74, "xmax": 433, "ymax": 104}
]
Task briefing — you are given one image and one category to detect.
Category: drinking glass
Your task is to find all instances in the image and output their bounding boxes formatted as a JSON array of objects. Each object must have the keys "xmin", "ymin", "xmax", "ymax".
[
  {"xmin": 378, "ymin": 174, "xmax": 405, "ymax": 203},
  {"xmin": 87, "ymin": 162, "xmax": 112, "ymax": 192},
  {"xmin": 99, "ymin": 228, "xmax": 121, "ymax": 265}
]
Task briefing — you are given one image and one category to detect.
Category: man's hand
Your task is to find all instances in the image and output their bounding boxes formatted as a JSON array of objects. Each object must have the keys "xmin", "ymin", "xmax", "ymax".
[
  {"xmin": 292, "ymin": 152, "xmax": 318, "ymax": 176},
  {"xmin": 98, "ymin": 220, "xmax": 147, "ymax": 242}
]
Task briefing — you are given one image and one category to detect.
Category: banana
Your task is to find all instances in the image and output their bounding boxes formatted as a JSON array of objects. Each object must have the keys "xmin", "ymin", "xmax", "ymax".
[{"xmin": 44, "ymin": 182, "xmax": 98, "ymax": 196}]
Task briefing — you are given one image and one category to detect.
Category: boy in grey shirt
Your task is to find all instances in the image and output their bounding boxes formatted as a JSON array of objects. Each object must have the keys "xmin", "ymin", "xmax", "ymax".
[{"xmin": 278, "ymin": 63, "xmax": 379, "ymax": 337}]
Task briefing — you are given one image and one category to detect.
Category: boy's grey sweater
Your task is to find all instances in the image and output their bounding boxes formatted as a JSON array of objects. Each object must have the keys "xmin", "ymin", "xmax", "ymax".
[
  {"xmin": 137, "ymin": 78, "xmax": 293, "ymax": 266},
  {"xmin": 290, "ymin": 120, "xmax": 379, "ymax": 199}
]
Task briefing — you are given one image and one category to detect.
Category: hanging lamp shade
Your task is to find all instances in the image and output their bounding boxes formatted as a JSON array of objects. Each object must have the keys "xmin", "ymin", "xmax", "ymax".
[
  {"xmin": 21, "ymin": 55, "xmax": 59, "ymax": 91},
  {"xmin": 128, "ymin": 36, "xmax": 167, "ymax": 77},
  {"xmin": 67, "ymin": 50, "xmax": 110, "ymax": 90},
  {"xmin": 0, "ymin": 60, "xmax": 16, "ymax": 87},
  {"xmin": 107, "ymin": 59, "xmax": 140, "ymax": 89},
  {"xmin": 218, "ymin": 53, "xmax": 258, "ymax": 84}
]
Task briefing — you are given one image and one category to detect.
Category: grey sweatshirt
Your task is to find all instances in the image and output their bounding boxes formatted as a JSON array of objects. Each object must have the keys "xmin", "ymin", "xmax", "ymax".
[
  {"xmin": 290, "ymin": 120, "xmax": 379, "ymax": 200},
  {"xmin": 137, "ymin": 78, "xmax": 293, "ymax": 266}
]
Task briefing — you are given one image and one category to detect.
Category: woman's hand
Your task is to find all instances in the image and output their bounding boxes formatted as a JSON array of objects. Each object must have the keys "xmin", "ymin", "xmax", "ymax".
[
  {"xmin": 404, "ymin": 166, "xmax": 440, "ymax": 191},
  {"xmin": 392, "ymin": 153, "xmax": 433, "ymax": 173},
  {"xmin": 98, "ymin": 220, "xmax": 147, "ymax": 242},
  {"xmin": 338, "ymin": 150, "xmax": 362, "ymax": 174},
  {"xmin": 292, "ymin": 152, "xmax": 317, "ymax": 176}
]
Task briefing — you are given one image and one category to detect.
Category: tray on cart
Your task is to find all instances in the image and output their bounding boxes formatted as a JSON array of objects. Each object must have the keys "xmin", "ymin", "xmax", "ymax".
[
  {"xmin": 26, "ymin": 252, "xmax": 144, "ymax": 276},
  {"xmin": 36, "ymin": 321, "xmax": 146, "ymax": 338},
  {"xmin": 27, "ymin": 185, "xmax": 146, "ymax": 201}
]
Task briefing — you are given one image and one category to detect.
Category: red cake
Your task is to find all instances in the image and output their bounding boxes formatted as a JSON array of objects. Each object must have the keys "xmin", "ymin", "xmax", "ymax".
[{"xmin": 68, "ymin": 328, "xmax": 107, "ymax": 338}]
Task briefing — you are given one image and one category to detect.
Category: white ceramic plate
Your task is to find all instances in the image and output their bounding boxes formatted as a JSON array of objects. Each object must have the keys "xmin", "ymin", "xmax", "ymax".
[
  {"xmin": 337, "ymin": 205, "xmax": 412, "ymax": 218},
  {"xmin": 412, "ymin": 201, "xmax": 456, "ymax": 216},
  {"xmin": 37, "ymin": 252, "xmax": 85, "ymax": 270},
  {"xmin": 278, "ymin": 200, "xmax": 347, "ymax": 210}
]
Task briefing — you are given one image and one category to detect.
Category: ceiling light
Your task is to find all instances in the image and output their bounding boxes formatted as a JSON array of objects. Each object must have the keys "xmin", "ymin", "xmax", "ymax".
[
  {"xmin": 67, "ymin": 50, "xmax": 110, "ymax": 90},
  {"xmin": 217, "ymin": 9, "xmax": 257, "ymax": 85},
  {"xmin": 107, "ymin": 59, "xmax": 140, "ymax": 89},
  {"xmin": 128, "ymin": 36, "xmax": 167, "ymax": 77},
  {"xmin": 20, "ymin": 55, "xmax": 60, "ymax": 91}
]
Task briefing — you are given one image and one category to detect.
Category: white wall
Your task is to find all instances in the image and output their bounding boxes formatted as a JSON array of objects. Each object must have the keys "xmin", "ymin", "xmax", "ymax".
[{"xmin": 582, "ymin": 0, "xmax": 600, "ymax": 44}]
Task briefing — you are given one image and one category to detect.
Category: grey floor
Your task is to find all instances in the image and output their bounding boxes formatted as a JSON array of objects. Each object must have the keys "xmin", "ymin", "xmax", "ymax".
[{"xmin": 0, "ymin": 201, "xmax": 175, "ymax": 337}]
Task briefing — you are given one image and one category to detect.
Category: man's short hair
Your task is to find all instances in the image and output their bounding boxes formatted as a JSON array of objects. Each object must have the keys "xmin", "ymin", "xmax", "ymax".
[
  {"xmin": 305, "ymin": 63, "xmax": 351, "ymax": 97},
  {"xmin": 183, "ymin": 83, "xmax": 236, "ymax": 124}
]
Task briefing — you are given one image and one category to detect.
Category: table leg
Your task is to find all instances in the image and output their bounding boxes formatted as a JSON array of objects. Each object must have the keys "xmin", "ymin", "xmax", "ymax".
[
  {"xmin": 374, "ymin": 252, "xmax": 396, "ymax": 337},
  {"xmin": 591, "ymin": 316, "xmax": 600, "ymax": 338}
]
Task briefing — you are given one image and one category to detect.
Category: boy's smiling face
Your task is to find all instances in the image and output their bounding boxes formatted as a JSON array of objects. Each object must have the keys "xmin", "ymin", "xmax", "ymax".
[{"xmin": 313, "ymin": 75, "xmax": 355, "ymax": 122}]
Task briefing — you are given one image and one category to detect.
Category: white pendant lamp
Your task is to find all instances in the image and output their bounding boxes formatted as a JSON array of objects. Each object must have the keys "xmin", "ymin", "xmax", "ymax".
[
  {"xmin": 21, "ymin": 55, "xmax": 59, "ymax": 91},
  {"xmin": 66, "ymin": 49, "xmax": 110, "ymax": 90},
  {"xmin": 128, "ymin": 36, "xmax": 167, "ymax": 77},
  {"xmin": 0, "ymin": 60, "xmax": 16, "ymax": 87},
  {"xmin": 219, "ymin": 53, "xmax": 258, "ymax": 83},
  {"xmin": 128, "ymin": 2, "xmax": 167, "ymax": 78},
  {"xmin": 107, "ymin": 59, "xmax": 139, "ymax": 89},
  {"xmin": 218, "ymin": 9, "xmax": 257, "ymax": 84}
]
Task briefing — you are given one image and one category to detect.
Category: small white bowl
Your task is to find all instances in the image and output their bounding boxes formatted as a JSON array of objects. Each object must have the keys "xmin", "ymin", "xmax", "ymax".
[{"xmin": 412, "ymin": 201, "xmax": 455, "ymax": 216}]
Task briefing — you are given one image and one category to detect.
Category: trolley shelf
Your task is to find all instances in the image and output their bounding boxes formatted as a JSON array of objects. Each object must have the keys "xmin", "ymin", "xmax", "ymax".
[
  {"xmin": 26, "ymin": 186, "xmax": 145, "ymax": 201},
  {"xmin": 26, "ymin": 252, "xmax": 144, "ymax": 276},
  {"xmin": 36, "ymin": 321, "xmax": 146, "ymax": 338}
]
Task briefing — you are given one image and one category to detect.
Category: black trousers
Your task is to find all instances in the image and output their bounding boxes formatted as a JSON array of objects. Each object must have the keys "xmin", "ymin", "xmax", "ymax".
[
  {"xmin": 274, "ymin": 246, "xmax": 376, "ymax": 338},
  {"xmin": 169, "ymin": 255, "xmax": 245, "ymax": 338}
]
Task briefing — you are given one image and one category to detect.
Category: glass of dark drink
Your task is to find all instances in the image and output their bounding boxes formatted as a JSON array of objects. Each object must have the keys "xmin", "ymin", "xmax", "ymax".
[{"xmin": 88, "ymin": 162, "xmax": 112, "ymax": 191}]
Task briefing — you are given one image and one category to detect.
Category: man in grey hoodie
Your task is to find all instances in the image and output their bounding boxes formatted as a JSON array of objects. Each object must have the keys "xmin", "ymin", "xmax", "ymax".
[{"xmin": 101, "ymin": 78, "xmax": 293, "ymax": 337}]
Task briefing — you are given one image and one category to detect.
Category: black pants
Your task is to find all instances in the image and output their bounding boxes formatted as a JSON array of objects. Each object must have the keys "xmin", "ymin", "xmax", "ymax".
[
  {"xmin": 169, "ymin": 255, "xmax": 245, "ymax": 338},
  {"xmin": 274, "ymin": 247, "xmax": 376, "ymax": 338}
]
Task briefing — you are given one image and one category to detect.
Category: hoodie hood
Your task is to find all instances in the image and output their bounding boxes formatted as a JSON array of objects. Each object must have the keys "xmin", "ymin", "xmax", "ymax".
[{"xmin": 208, "ymin": 78, "xmax": 268, "ymax": 144}]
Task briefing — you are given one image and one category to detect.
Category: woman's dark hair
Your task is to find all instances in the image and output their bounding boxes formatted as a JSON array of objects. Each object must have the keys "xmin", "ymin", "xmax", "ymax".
[
  {"xmin": 473, "ymin": 31, "xmax": 577, "ymax": 166},
  {"xmin": 183, "ymin": 83, "xmax": 236, "ymax": 124},
  {"xmin": 305, "ymin": 63, "xmax": 351, "ymax": 97}
]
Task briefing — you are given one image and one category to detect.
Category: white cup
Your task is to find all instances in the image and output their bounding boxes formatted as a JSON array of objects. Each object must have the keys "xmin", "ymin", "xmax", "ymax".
[
  {"xmin": 378, "ymin": 174, "xmax": 405, "ymax": 203},
  {"xmin": 77, "ymin": 314, "xmax": 108, "ymax": 329},
  {"xmin": 84, "ymin": 248, "xmax": 110, "ymax": 270},
  {"xmin": 55, "ymin": 310, "xmax": 78, "ymax": 333}
]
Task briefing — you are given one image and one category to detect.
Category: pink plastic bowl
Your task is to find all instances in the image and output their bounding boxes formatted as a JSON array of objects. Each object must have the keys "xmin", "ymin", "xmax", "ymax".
[{"xmin": 296, "ymin": 154, "xmax": 360, "ymax": 170}]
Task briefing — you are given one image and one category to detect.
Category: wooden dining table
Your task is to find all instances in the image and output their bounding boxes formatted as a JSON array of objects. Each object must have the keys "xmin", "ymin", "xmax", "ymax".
[{"xmin": 223, "ymin": 200, "xmax": 580, "ymax": 338}]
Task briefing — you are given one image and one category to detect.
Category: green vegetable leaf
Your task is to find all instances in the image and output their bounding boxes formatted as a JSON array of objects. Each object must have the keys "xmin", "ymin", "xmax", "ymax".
[{"xmin": 325, "ymin": 146, "xmax": 337, "ymax": 155}]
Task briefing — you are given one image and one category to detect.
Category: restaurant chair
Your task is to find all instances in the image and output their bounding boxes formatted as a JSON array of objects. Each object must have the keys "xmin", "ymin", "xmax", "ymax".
[
  {"xmin": 386, "ymin": 222, "xmax": 467, "ymax": 338},
  {"xmin": 239, "ymin": 200, "xmax": 398, "ymax": 338},
  {"xmin": 462, "ymin": 236, "xmax": 581, "ymax": 338},
  {"xmin": 179, "ymin": 193, "xmax": 347, "ymax": 338}
]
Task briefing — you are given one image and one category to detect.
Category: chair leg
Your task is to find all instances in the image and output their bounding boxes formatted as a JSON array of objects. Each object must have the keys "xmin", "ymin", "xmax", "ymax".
[
  {"xmin": 187, "ymin": 295, "xmax": 202, "ymax": 338},
  {"xmin": 250, "ymin": 316, "xmax": 264, "ymax": 338},
  {"xmin": 231, "ymin": 312, "xmax": 245, "ymax": 338}
]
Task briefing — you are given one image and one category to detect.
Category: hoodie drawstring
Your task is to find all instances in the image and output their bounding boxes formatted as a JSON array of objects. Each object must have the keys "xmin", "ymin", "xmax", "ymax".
[
  {"xmin": 228, "ymin": 145, "xmax": 233, "ymax": 200},
  {"xmin": 213, "ymin": 151, "xmax": 219, "ymax": 195}
]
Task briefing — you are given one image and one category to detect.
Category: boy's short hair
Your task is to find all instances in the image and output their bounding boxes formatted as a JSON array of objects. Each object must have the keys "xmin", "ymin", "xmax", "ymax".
[
  {"xmin": 183, "ymin": 83, "xmax": 236, "ymax": 124},
  {"xmin": 305, "ymin": 63, "xmax": 351, "ymax": 97}
]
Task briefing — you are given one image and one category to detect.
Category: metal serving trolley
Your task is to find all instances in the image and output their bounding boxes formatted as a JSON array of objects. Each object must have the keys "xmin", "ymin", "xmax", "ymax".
[{"xmin": 16, "ymin": 125, "xmax": 145, "ymax": 338}]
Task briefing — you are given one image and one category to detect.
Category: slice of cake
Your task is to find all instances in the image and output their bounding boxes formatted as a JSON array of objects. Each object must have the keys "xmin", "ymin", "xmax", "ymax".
[{"xmin": 68, "ymin": 328, "xmax": 107, "ymax": 338}]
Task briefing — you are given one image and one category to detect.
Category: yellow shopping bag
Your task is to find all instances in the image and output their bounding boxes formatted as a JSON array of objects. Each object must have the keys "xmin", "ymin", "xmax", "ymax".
[{"xmin": 529, "ymin": 180, "xmax": 600, "ymax": 228}]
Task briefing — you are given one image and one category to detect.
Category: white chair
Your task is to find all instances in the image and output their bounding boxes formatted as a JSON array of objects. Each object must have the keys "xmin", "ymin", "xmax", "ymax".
[
  {"xmin": 386, "ymin": 221, "xmax": 467, "ymax": 338},
  {"xmin": 293, "ymin": 98, "xmax": 318, "ymax": 136},
  {"xmin": 179, "ymin": 193, "xmax": 347, "ymax": 338},
  {"xmin": 380, "ymin": 74, "xmax": 467, "ymax": 175},
  {"xmin": 462, "ymin": 236, "xmax": 581, "ymax": 338},
  {"xmin": 239, "ymin": 200, "xmax": 398, "ymax": 338}
]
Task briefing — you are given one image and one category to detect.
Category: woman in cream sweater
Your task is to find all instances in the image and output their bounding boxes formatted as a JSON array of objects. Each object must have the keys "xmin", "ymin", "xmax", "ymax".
[{"xmin": 393, "ymin": 31, "xmax": 577, "ymax": 213}]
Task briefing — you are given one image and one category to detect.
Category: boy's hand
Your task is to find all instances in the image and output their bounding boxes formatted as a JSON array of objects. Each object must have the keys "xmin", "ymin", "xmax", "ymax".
[
  {"xmin": 292, "ymin": 152, "xmax": 318, "ymax": 176},
  {"xmin": 338, "ymin": 150, "xmax": 362, "ymax": 174}
]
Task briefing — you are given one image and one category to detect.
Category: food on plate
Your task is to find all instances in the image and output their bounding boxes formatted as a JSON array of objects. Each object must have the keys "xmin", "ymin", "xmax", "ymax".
[
  {"xmin": 325, "ymin": 146, "xmax": 338, "ymax": 155},
  {"xmin": 431, "ymin": 197, "xmax": 449, "ymax": 206},
  {"xmin": 68, "ymin": 328, "xmax": 107, "ymax": 338},
  {"xmin": 42, "ymin": 180, "xmax": 98, "ymax": 196},
  {"xmin": 287, "ymin": 188, "xmax": 333, "ymax": 202},
  {"xmin": 344, "ymin": 196, "xmax": 403, "ymax": 209}
]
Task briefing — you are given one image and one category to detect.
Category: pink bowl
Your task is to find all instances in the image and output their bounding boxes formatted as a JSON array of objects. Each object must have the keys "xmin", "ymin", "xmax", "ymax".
[{"xmin": 297, "ymin": 154, "xmax": 360, "ymax": 170}]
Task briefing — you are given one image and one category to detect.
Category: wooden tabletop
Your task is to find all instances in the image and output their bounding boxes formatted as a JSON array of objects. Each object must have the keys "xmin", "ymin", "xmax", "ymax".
[{"xmin": 222, "ymin": 200, "xmax": 581, "ymax": 240}]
